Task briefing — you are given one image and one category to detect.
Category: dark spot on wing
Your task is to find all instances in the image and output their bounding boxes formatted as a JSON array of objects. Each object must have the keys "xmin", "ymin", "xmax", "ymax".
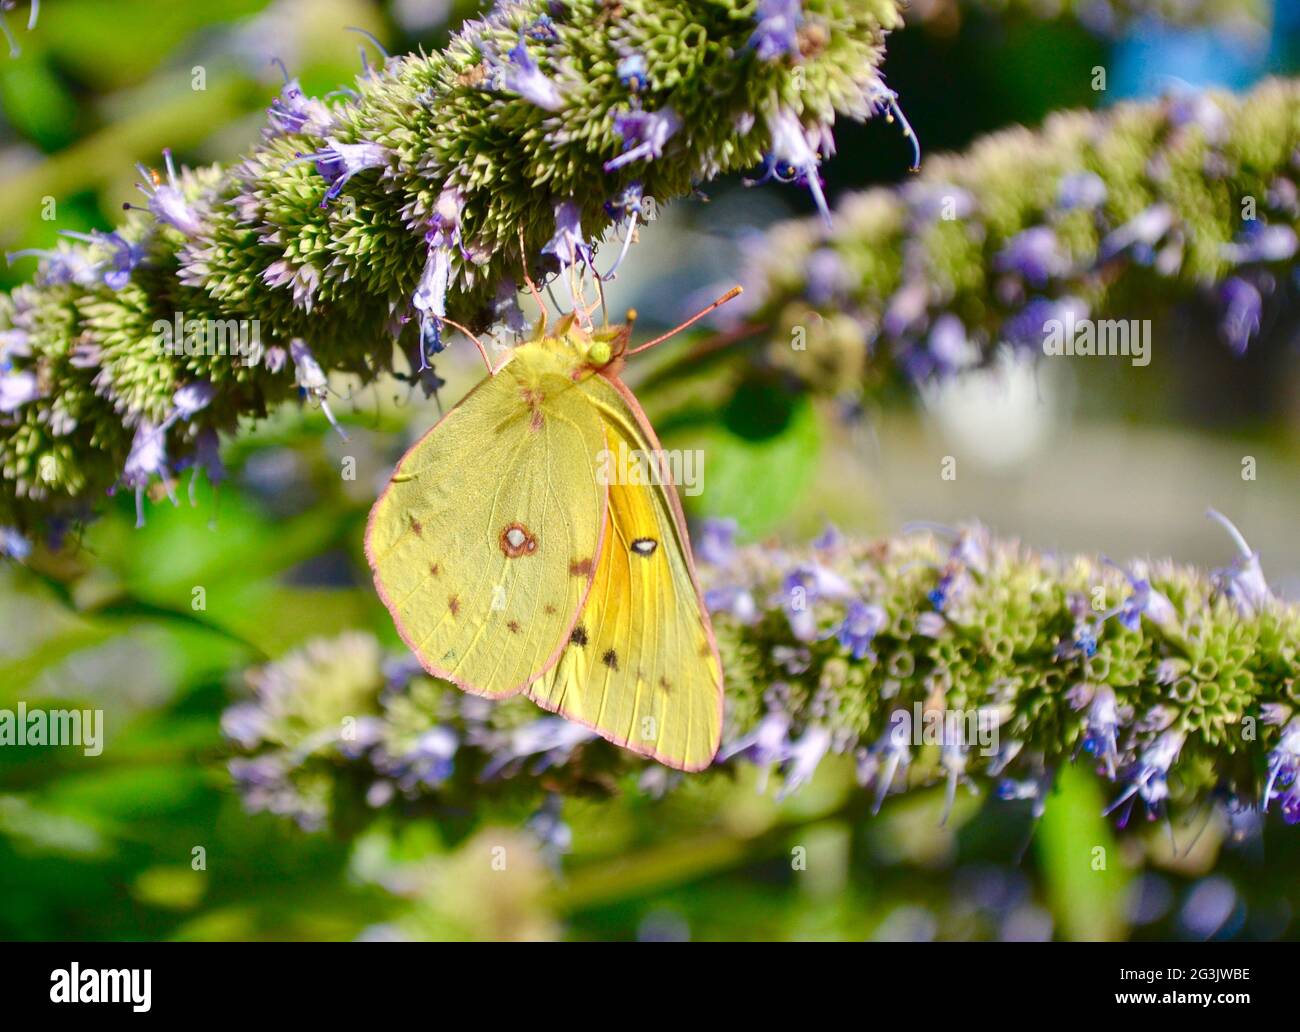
[
  {"xmin": 601, "ymin": 648, "xmax": 619, "ymax": 671},
  {"xmin": 506, "ymin": 619, "xmax": 521, "ymax": 634},
  {"xmin": 570, "ymin": 625, "xmax": 588, "ymax": 647},
  {"xmin": 544, "ymin": 604, "xmax": 557, "ymax": 615},
  {"xmin": 569, "ymin": 557, "xmax": 593, "ymax": 576},
  {"xmin": 499, "ymin": 522, "xmax": 537, "ymax": 558},
  {"xmin": 429, "ymin": 562, "xmax": 441, "ymax": 577},
  {"xmin": 409, "ymin": 515, "xmax": 423, "ymax": 536},
  {"xmin": 631, "ymin": 537, "xmax": 658, "ymax": 557},
  {"xmin": 658, "ymin": 676, "xmax": 672, "ymax": 693},
  {"xmin": 448, "ymin": 595, "xmax": 460, "ymax": 616}
]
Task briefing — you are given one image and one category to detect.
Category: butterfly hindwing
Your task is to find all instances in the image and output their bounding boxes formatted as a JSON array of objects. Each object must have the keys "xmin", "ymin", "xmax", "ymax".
[
  {"xmin": 526, "ymin": 372, "xmax": 724, "ymax": 771},
  {"xmin": 365, "ymin": 348, "xmax": 608, "ymax": 698}
]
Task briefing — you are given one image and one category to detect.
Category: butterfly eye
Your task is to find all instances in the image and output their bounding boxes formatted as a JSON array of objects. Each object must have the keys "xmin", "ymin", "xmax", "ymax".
[{"xmin": 586, "ymin": 340, "xmax": 612, "ymax": 366}]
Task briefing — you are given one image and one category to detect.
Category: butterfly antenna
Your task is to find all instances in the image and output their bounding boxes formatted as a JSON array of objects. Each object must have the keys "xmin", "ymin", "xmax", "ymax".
[
  {"xmin": 545, "ymin": 282, "xmax": 565, "ymax": 318},
  {"xmin": 440, "ymin": 315, "xmax": 498, "ymax": 375},
  {"xmin": 518, "ymin": 224, "xmax": 547, "ymax": 333},
  {"xmin": 592, "ymin": 269, "xmax": 610, "ymax": 326},
  {"xmin": 626, "ymin": 286, "xmax": 743, "ymax": 356}
]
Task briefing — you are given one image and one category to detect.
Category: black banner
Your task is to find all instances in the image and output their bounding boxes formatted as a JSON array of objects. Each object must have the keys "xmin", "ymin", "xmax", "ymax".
[{"xmin": 0, "ymin": 942, "xmax": 1287, "ymax": 1018}]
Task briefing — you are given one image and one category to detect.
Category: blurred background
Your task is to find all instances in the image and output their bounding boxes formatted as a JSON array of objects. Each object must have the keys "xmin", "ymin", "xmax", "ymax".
[{"xmin": 2, "ymin": 0, "xmax": 1299, "ymax": 941}]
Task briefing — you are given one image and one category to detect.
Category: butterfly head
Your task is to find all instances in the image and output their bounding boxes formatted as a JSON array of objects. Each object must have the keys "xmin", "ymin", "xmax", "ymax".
[{"xmin": 535, "ymin": 311, "xmax": 633, "ymax": 381}]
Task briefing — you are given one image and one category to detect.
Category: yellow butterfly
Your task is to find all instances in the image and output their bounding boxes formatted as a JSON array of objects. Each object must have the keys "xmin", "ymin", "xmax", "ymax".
[{"xmin": 365, "ymin": 284, "xmax": 741, "ymax": 771}]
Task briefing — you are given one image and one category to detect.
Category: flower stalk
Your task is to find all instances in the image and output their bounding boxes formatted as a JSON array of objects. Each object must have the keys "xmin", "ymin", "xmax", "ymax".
[
  {"xmin": 728, "ymin": 77, "xmax": 1300, "ymax": 399},
  {"xmin": 224, "ymin": 516, "xmax": 1300, "ymax": 836},
  {"xmin": 0, "ymin": 0, "xmax": 906, "ymax": 531}
]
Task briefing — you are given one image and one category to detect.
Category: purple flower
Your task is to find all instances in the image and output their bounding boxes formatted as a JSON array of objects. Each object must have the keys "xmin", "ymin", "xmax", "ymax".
[
  {"xmin": 915, "ymin": 611, "xmax": 946, "ymax": 637},
  {"xmin": 779, "ymin": 723, "xmax": 832, "ymax": 798},
  {"xmin": 541, "ymin": 199, "xmax": 592, "ymax": 273},
  {"xmin": 604, "ymin": 181, "xmax": 650, "ymax": 221},
  {"xmin": 928, "ymin": 560, "xmax": 973, "ymax": 612},
  {"xmin": 867, "ymin": 85, "xmax": 921, "ymax": 171},
  {"xmin": 411, "ymin": 187, "xmax": 464, "ymax": 363},
  {"xmin": 221, "ymin": 703, "xmax": 269, "ymax": 749},
  {"xmin": 290, "ymin": 338, "xmax": 347, "ymax": 440},
  {"xmin": 804, "ymin": 248, "xmax": 848, "ymax": 306},
  {"xmin": 836, "ymin": 599, "xmax": 886, "ymax": 660},
  {"xmin": 862, "ymin": 710, "xmax": 913, "ymax": 814},
  {"xmin": 377, "ymin": 726, "xmax": 458, "ymax": 791},
  {"xmin": 1002, "ymin": 296, "xmax": 1087, "ymax": 351},
  {"xmin": 939, "ymin": 722, "xmax": 970, "ymax": 825},
  {"xmin": 696, "ymin": 517, "xmax": 736, "ymax": 566},
  {"xmin": 492, "ymin": 279, "xmax": 529, "ymax": 337},
  {"xmin": 260, "ymin": 255, "xmax": 320, "ymax": 311},
  {"xmin": 882, "ymin": 280, "xmax": 928, "ymax": 339},
  {"xmin": 7, "ymin": 245, "xmax": 101, "ymax": 289},
  {"xmin": 336, "ymin": 717, "xmax": 386, "ymax": 761},
  {"xmin": 501, "ymin": 36, "xmax": 564, "ymax": 111},
  {"xmin": 1075, "ymin": 684, "xmax": 1121, "ymax": 778},
  {"xmin": 0, "ymin": 327, "xmax": 30, "ymax": 366},
  {"xmin": 749, "ymin": 0, "xmax": 802, "ymax": 62},
  {"xmin": 185, "ymin": 427, "xmax": 225, "ymax": 490},
  {"xmin": 58, "ymin": 230, "xmax": 146, "ymax": 290},
  {"xmin": 997, "ymin": 226, "xmax": 1068, "ymax": 286},
  {"xmin": 0, "ymin": 526, "xmax": 32, "ymax": 561},
  {"xmin": 1106, "ymin": 730, "xmax": 1185, "ymax": 824},
  {"xmin": 526, "ymin": 795, "xmax": 572, "ymax": 865},
  {"xmin": 266, "ymin": 59, "xmax": 333, "ymax": 137},
  {"xmin": 1056, "ymin": 171, "xmax": 1107, "ymax": 211},
  {"xmin": 134, "ymin": 149, "xmax": 204, "ymax": 236},
  {"xmin": 229, "ymin": 755, "xmax": 323, "ymax": 830},
  {"xmin": 704, "ymin": 584, "xmax": 757, "ymax": 623},
  {"xmin": 297, "ymin": 137, "xmax": 390, "ymax": 207},
  {"xmin": 524, "ymin": 14, "xmax": 558, "ymax": 41},
  {"xmin": 1262, "ymin": 718, "xmax": 1300, "ymax": 817},
  {"xmin": 1267, "ymin": 177, "xmax": 1298, "ymax": 216},
  {"xmin": 749, "ymin": 108, "xmax": 833, "ymax": 225},
  {"xmin": 1217, "ymin": 276, "xmax": 1262, "ymax": 355},
  {"xmin": 1102, "ymin": 558, "xmax": 1179, "ymax": 635},
  {"xmin": 812, "ymin": 522, "xmax": 842, "ymax": 551},
  {"xmin": 0, "ymin": 369, "xmax": 39, "ymax": 413},
  {"xmin": 1099, "ymin": 203, "xmax": 1174, "ymax": 262},
  {"xmin": 617, "ymin": 53, "xmax": 647, "ymax": 93},
  {"xmin": 1206, "ymin": 508, "xmax": 1272, "ymax": 616},
  {"xmin": 997, "ymin": 771, "xmax": 1053, "ymax": 819},
  {"xmin": 479, "ymin": 717, "xmax": 595, "ymax": 780},
  {"xmin": 720, "ymin": 710, "xmax": 793, "ymax": 791},
  {"xmin": 1168, "ymin": 92, "xmax": 1227, "ymax": 144},
  {"xmin": 121, "ymin": 420, "xmax": 173, "ymax": 528},
  {"xmin": 604, "ymin": 107, "xmax": 681, "ymax": 172},
  {"xmin": 903, "ymin": 181, "xmax": 973, "ymax": 222},
  {"xmin": 414, "ymin": 248, "xmax": 451, "ymax": 355},
  {"xmin": 154, "ymin": 382, "xmax": 216, "ymax": 439},
  {"xmin": 780, "ymin": 562, "xmax": 852, "ymax": 640},
  {"xmin": 1222, "ymin": 223, "xmax": 1298, "ymax": 265},
  {"xmin": 926, "ymin": 313, "xmax": 974, "ymax": 374}
]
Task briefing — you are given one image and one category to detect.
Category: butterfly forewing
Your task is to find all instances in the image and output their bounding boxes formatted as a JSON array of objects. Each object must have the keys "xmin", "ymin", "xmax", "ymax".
[
  {"xmin": 366, "ymin": 352, "xmax": 608, "ymax": 697},
  {"xmin": 526, "ymin": 372, "xmax": 724, "ymax": 771}
]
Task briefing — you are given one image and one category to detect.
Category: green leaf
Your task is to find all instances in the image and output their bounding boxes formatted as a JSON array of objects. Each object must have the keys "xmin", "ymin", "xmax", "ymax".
[
  {"xmin": 1037, "ymin": 765, "xmax": 1131, "ymax": 941},
  {"xmin": 669, "ymin": 385, "xmax": 822, "ymax": 537}
]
